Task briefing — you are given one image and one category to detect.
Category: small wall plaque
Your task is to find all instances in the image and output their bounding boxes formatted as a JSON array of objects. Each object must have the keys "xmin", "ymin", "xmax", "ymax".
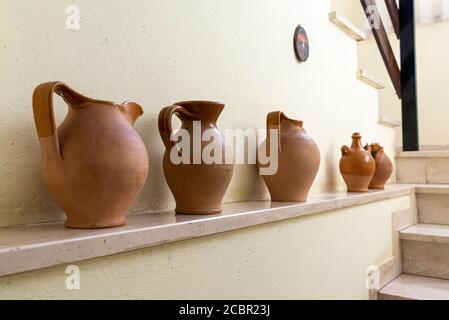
[{"xmin": 294, "ymin": 24, "xmax": 309, "ymax": 62}]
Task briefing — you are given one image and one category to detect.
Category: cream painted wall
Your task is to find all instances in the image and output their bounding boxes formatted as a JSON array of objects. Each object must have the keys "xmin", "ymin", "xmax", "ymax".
[
  {"xmin": 0, "ymin": 0, "xmax": 395, "ymax": 227},
  {"xmin": 0, "ymin": 196, "xmax": 411, "ymax": 300}
]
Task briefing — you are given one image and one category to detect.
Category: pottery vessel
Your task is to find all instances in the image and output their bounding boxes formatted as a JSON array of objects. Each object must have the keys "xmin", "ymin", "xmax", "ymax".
[
  {"xmin": 158, "ymin": 101, "xmax": 234, "ymax": 214},
  {"xmin": 340, "ymin": 133, "xmax": 375, "ymax": 192},
  {"xmin": 258, "ymin": 111, "xmax": 320, "ymax": 202},
  {"xmin": 365, "ymin": 143, "xmax": 393, "ymax": 189},
  {"xmin": 33, "ymin": 82, "xmax": 149, "ymax": 229}
]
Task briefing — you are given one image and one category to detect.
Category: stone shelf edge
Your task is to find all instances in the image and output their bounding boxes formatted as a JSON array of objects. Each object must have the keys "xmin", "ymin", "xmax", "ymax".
[
  {"xmin": 0, "ymin": 185, "xmax": 414, "ymax": 278},
  {"xmin": 397, "ymin": 150, "xmax": 449, "ymax": 158}
]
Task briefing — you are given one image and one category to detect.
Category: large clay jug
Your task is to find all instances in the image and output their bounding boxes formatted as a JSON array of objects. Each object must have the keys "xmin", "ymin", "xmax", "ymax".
[
  {"xmin": 340, "ymin": 133, "xmax": 375, "ymax": 192},
  {"xmin": 258, "ymin": 111, "xmax": 320, "ymax": 202},
  {"xmin": 158, "ymin": 101, "xmax": 234, "ymax": 214},
  {"xmin": 33, "ymin": 82, "xmax": 149, "ymax": 229},
  {"xmin": 365, "ymin": 143, "xmax": 393, "ymax": 189}
]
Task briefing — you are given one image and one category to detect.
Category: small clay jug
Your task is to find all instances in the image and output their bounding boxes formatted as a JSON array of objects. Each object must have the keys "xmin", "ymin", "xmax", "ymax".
[
  {"xmin": 33, "ymin": 82, "xmax": 149, "ymax": 229},
  {"xmin": 365, "ymin": 143, "xmax": 393, "ymax": 189},
  {"xmin": 158, "ymin": 101, "xmax": 234, "ymax": 214},
  {"xmin": 340, "ymin": 133, "xmax": 375, "ymax": 192},
  {"xmin": 258, "ymin": 111, "xmax": 320, "ymax": 202}
]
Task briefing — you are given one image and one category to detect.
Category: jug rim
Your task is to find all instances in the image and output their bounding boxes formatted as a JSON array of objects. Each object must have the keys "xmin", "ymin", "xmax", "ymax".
[{"xmin": 174, "ymin": 100, "xmax": 225, "ymax": 107}]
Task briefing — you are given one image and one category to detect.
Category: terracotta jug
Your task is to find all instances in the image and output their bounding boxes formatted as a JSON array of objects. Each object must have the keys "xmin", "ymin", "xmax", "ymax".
[
  {"xmin": 365, "ymin": 143, "xmax": 393, "ymax": 189},
  {"xmin": 33, "ymin": 82, "xmax": 149, "ymax": 229},
  {"xmin": 340, "ymin": 133, "xmax": 375, "ymax": 192},
  {"xmin": 158, "ymin": 101, "xmax": 234, "ymax": 214},
  {"xmin": 258, "ymin": 111, "xmax": 320, "ymax": 202}
]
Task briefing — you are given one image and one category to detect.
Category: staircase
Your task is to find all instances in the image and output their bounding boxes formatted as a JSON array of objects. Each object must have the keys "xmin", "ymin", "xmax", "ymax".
[
  {"xmin": 379, "ymin": 152, "xmax": 449, "ymax": 300},
  {"xmin": 329, "ymin": 4, "xmax": 449, "ymax": 300}
]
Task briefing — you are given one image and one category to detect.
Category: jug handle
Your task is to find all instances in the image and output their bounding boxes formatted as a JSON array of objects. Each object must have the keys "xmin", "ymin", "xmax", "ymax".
[
  {"xmin": 32, "ymin": 81, "xmax": 77, "ymax": 161},
  {"xmin": 341, "ymin": 145, "xmax": 353, "ymax": 156},
  {"xmin": 364, "ymin": 144, "xmax": 373, "ymax": 153},
  {"xmin": 158, "ymin": 105, "xmax": 193, "ymax": 150},
  {"xmin": 266, "ymin": 111, "xmax": 285, "ymax": 154}
]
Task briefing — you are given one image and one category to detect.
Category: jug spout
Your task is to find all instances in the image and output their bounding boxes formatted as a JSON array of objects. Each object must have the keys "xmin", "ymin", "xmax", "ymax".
[{"xmin": 120, "ymin": 101, "xmax": 144, "ymax": 125}]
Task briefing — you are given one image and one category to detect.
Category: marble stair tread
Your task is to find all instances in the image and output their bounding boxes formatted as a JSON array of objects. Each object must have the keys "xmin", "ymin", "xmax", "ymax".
[
  {"xmin": 397, "ymin": 150, "xmax": 449, "ymax": 158},
  {"xmin": 380, "ymin": 274, "xmax": 449, "ymax": 300},
  {"xmin": 357, "ymin": 70, "xmax": 385, "ymax": 89},
  {"xmin": 329, "ymin": 11, "xmax": 367, "ymax": 41},
  {"xmin": 378, "ymin": 115, "xmax": 401, "ymax": 128},
  {"xmin": 415, "ymin": 184, "xmax": 449, "ymax": 194},
  {"xmin": 0, "ymin": 185, "xmax": 413, "ymax": 278},
  {"xmin": 400, "ymin": 224, "xmax": 449, "ymax": 244}
]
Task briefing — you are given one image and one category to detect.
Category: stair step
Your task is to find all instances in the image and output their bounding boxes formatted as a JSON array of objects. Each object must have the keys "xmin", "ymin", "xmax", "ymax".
[
  {"xmin": 416, "ymin": 184, "xmax": 449, "ymax": 194},
  {"xmin": 401, "ymin": 224, "xmax": 449, "ymax": 279},
  {"xmin": 396, "ymin": 151, "xmax": 449, "ymax": 184},
  {"xmin": 329, "ymin": 12, "xmax": 367, "ymax": 41},
  {"xmin": 378, "ymin": 115, "xmax": 401, "ymax": 128},
  {"xmin": 401, "ymin": 224, "xmax": 449, "ymax": 244},
  {"xmin": 379, "ymin": 274, "xmax": 449, "ymax": 300},
  {"xmin": 357, "ymin": 70, "xmax": 385, "ymax": 89},
  {"xmin": 415, "ymin": 185, "xmax": 449, "ymax": 225},
  {"xmin": 398, "ymin": 150, "xmax": 449, "ymax": 158}
]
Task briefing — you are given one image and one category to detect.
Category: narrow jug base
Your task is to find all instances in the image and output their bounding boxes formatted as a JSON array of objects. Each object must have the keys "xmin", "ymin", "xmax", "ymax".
[
  {"xmin": 65, "ymin": 216, "xmax": 127, "ymax": 229},
  {"xmin": 175, "ymin": 208, "xmax": 223, "ymax": 215},
  {"xmin": 347, "ymin": 188, "xmax": 369, "ymax": 193}
]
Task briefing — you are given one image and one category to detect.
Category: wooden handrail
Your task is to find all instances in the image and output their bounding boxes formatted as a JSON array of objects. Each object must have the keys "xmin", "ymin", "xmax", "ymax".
[
  {"xmin": 361, "ymin": 0, "xmax": 401, "ymax": 98},
  {"xmin": 385, "ymin": 0, "xmax": 400, "ymax": 39}
]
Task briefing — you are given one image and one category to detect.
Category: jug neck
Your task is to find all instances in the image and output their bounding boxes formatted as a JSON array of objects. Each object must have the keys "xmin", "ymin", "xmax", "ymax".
[
  {"xmin": 174, "ymin": 101, "xmax": 224, "ymax": 124},
  {"xmin": 351, "ymin": 133, "xmax": 363, "ymax": 149}
]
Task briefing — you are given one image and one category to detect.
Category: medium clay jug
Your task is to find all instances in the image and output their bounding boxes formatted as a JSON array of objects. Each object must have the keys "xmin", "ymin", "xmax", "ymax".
[
  {"xmin": 33, "ymin": 82, "xmax": 149, "ymax": 229},
  {"xmin": 158, "ymin": 101, "xmax": 234, "ymax": 214},
  {"xmin": 340, "ymin": 133, "xmax": 375, "ymax": 192},
  {"xmin": 258, "ymin": 111, "xmax": 320, "ymax": 202},
  {"xmin": 365, "ymin": 143, "xmax": 393, "ymax": 189}
]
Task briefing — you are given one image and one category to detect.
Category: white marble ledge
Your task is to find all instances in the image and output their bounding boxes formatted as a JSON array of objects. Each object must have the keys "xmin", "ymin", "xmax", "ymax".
[
  {"xmin": 0, "ymin": 185, "xmax": 414, "ymax": 278},
  {"xmin": 415, "ymin": 184, "xmax": 449, "ymax": 194},
  {"xmin": 397, "ymin": 150, "xmax": 449, "ymax": 158}
]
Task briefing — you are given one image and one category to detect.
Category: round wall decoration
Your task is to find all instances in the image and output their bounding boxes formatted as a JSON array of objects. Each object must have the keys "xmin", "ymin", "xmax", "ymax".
[{"xmin": 294, "ymin": 24, "xmax": 309, "ymax": 62}]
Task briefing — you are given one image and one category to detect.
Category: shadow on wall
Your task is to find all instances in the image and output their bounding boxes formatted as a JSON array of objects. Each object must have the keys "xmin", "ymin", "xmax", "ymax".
[
  {"xmin": 323, "ymin": 144, "xmax": 340, "ymax": 192},
  {"xmin": 129, "ymin": 115, "xmax": 175, "ymax": 214},
  {"xmin": 229, "ymin": 164, "xmax": 269, "ymax": 202},
  {"xmin": 0, "ymin": 117, "xmax": 63, "ymax": 227}
]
